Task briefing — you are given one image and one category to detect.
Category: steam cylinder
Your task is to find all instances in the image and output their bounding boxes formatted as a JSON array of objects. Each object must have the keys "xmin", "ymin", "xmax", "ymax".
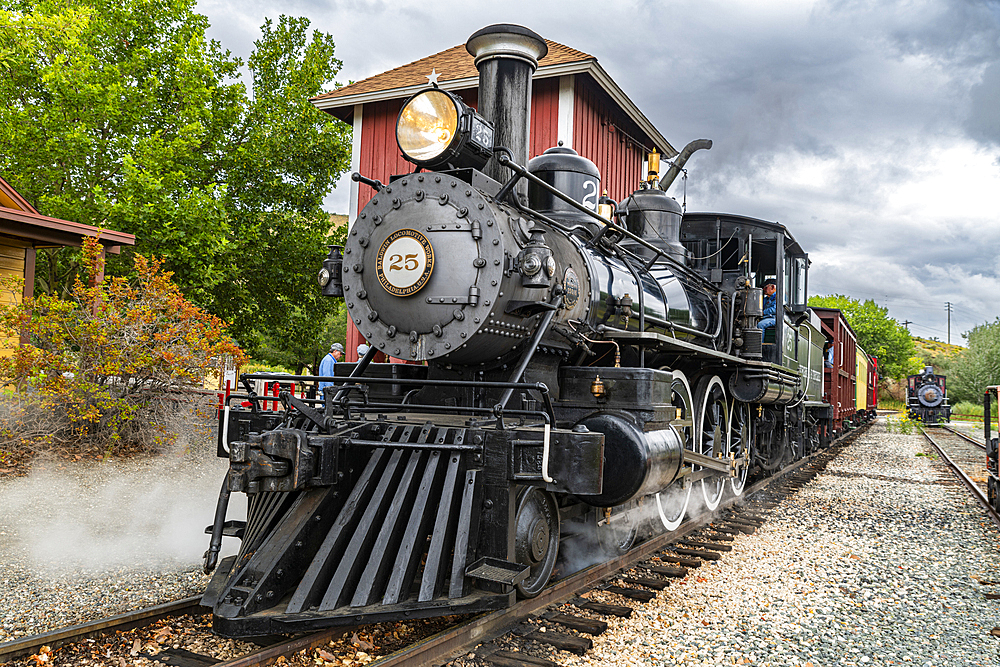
[{"xmin": 576, "ymin": 412, "xmax": 684, "ymax": 507}]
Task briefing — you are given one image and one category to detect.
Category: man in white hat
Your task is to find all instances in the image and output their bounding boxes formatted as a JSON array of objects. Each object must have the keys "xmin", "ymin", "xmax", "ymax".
[
  {"xmin": 318, "ymin": 342, "xmax": 343, "ymax": 396},
  {"xmin": 357, "ymin": 343, "xmax": 370, "ymax": 358}
]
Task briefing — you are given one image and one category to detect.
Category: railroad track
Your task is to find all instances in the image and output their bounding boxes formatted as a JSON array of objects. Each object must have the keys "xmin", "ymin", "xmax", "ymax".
[
  {"xmin": 0, "ymin": 597, "xmax": 204, "ymax": 664},
  {"xmin": 1, "ymin": 428, "xmax": 865, "ymax": 667},
  {"xmin": 921, "ymin": 425, "xmax": 1000, "ymax": 530},
  {"xmin": 939, "ymin": 423, "xmax": 987, "ymax": 449},
  {"xmin": 365, "ymin": 426, "xmax": 864, "ymax": 667}
]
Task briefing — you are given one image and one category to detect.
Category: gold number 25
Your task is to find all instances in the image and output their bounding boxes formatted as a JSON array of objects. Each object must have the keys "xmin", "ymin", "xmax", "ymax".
[{"xmin": 389, "ymin": 254, "xmax": 419, "ymax": 271}]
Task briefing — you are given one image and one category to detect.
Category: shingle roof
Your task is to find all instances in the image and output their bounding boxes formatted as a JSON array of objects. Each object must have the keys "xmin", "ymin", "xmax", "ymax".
[{"xmin": 313, "ymin": 40, "xmax": 594, "ymax": 103}]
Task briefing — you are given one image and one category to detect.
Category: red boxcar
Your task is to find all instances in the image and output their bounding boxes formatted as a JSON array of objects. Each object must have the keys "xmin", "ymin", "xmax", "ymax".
[{"xmin": 813, "ymin": 307, "xmax": 858, "ymax": 438}]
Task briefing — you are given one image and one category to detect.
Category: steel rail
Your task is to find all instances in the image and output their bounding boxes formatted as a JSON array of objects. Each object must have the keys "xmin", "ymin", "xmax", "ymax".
[
  {"xmin": 363, "ymin": 428, "xmax": 862, "ymax": 667},
  {"xmin": 0, "ymin": 596, "xmax": 204, "ymax": 663},
  {"xmin": 921, "ymin": 428, "xmax": 1000, "ymax": 531}
]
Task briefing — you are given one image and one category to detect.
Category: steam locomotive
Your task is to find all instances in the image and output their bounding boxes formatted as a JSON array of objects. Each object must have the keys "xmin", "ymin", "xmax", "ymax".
[
  {"xmin": 201, "ymin": 24, "xmax": 849, "ymax": 637},
  {"xmin": 906, "ymin": 366, "xmax": 951, "ymax": 423}
]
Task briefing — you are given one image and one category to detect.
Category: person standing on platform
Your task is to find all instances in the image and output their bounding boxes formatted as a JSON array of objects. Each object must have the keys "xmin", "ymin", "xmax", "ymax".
[{"xmin": 318, "ymin": 343, "xmax": 343, "ymax": 396}]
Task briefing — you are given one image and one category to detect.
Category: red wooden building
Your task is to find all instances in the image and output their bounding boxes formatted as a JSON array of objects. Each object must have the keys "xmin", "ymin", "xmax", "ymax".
[{"xmin": 312, "ymin": 38, "xmax": 679, "ymax": 360}]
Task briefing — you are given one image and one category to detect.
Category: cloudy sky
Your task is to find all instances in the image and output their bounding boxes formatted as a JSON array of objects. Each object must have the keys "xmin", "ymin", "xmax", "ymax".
[{"xmin": 196, "ymin": 0, "xmax": 1000, "ymax": 343}]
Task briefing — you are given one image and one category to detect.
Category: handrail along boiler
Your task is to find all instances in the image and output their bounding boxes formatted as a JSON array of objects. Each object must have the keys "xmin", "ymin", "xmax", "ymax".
[{"xmin": 202, "ymin": 24, "xmax": 843, "ymax": 636}]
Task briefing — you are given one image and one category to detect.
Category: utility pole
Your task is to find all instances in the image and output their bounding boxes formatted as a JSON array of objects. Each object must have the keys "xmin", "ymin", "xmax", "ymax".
[
  {"xmin": 902, "ymin": 320, "xmax": 912, "ymax": 332},
  {"xmin": 945, "ymin": 302, "xmax": 952, "ymax": 345}
]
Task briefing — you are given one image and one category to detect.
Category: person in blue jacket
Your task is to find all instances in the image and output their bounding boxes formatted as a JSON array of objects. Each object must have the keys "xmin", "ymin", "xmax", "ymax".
[
  {"xmin": 318, "ymin": 342, "xmax": 344, "ymax": 396},
  {"xmin": 758, "ymin": 279, "xmax": 777, "ymax": 331}
]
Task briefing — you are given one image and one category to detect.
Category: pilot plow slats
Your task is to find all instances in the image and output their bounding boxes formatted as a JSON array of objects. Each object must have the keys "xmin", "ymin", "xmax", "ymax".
[
  {"xmin": 286, "ymin": 448, "xmax": 389, "ymax": 614},
  {"xmin": 449, "ymin": 469, "xmax": 480, "ymax": 599},
  {"xmin": 419, "ymin": 453, "xmax": 462, "ymax": 602},
  {"xmin": 350, "ymin": 450, "xmax": 423, "ymax": 607},
  {"xmin": 382, "ymin": 450, "xmax": 443, "ymax": 605},
  {"xmin": 319, "ymin": 448, "xmax": 407, "ymax": 611}
]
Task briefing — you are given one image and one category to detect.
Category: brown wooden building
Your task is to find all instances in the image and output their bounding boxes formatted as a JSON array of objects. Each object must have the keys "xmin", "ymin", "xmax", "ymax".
[
  {"xmin": 311, "ymin": 37, "xmax": 678, "ymax": 359},
  {"xmin": 0, "ymin": 176, "xmax": 136, "ymax": 352}
]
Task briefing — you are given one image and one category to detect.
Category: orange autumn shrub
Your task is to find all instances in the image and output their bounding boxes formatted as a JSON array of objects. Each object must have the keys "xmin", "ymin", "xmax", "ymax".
[{"xmin": 0, "ymin": 236, "xmax": 243, "ymax": 458}]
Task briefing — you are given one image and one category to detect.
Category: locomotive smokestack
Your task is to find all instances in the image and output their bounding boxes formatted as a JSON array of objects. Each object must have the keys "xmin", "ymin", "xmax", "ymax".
[{"xmin": 467, "ymin": 24, "xmax": 547, "ymax": 202}]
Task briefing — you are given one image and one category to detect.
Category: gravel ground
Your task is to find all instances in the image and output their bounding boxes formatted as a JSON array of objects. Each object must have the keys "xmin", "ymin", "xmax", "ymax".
[
  {"xmin": 464, "ymin": 420, "xmax": 1000, "ymax": 666},
  {"xmin": 0, "ymin": 438, "xmax": 241, "ymax": 645}
]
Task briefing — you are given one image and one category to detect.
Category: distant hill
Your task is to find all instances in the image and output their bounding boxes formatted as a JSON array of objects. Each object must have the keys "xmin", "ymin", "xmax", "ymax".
[
  {"xmin": 911, "ymin": 336, "xmax": 964, "ymax": 379},
  {"xmin": 913, "ymin": 336, "xmax": 964, "ymax": 359},
  {"xmin": 329, "ymin": 213, "xmax": 348, "ymax": 231}
]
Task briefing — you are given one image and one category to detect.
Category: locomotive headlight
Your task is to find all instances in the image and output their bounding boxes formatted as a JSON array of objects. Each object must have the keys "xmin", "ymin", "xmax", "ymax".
[
  {"xmin": 396, "ymin": 88, "xmax": 494, "ymax": 170},
  {"xmin": 521, "ymin": 252, "xmax": 542, "ymax": 275},
  {"xmin": 317, "ymin": 267, "xmax": 331, "ymax": 288}
]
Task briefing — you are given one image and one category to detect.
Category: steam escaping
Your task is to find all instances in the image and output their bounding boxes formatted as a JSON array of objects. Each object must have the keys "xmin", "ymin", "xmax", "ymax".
[
  {"xmin": 0, "ymin": 450, "xmax": 245, "ymax": 575},
  {"xmin": 554, "ymin": 481, "xmax": 720, "ymax": 580}
]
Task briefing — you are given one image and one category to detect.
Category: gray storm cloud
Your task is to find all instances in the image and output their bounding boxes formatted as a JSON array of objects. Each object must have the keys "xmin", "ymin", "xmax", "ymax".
[{"xmin": 195, "ymin": 0, "xmax": 1000, "ymax": 336}]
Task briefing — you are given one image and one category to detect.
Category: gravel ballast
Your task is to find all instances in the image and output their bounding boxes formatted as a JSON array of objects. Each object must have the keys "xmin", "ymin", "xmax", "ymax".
[{"xmin": 539, "ymin": 422, "xmax": 1000, "ymax": 666}]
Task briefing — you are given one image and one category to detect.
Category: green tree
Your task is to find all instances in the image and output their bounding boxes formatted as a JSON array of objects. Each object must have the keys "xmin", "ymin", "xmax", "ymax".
[
  {"xmin": 950, "ymin": 319, "xmax": 1000, "ymax": 404},
  {"xmin": 0, "ymin": 0, "xmax": 350, "ymax": 354},
  {"xmin": 808, "ymin": 294, "xmax": 916, "ymax": 380}
]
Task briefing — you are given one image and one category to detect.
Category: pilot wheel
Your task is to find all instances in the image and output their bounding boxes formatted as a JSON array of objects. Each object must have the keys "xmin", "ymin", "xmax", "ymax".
[{"xmin": 513, "ymin": 486, "xmax": 560, "ymax": 598}]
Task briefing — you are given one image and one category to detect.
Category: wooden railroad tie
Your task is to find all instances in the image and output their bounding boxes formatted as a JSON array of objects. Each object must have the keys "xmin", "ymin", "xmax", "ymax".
[
  {"xmin": 140, "ymin": 648, "xmax": 219, "ymax": 666},
  {"xmin": 677, "ymin": 539, "xmax": 733, "ymax": 553},
  {"xmin": 984, "ymin": 593, "xmax": 1000, "ymax": 600},
  {"xmin": 623, "ymin": 576, "xmax": 670, "ymax": 590},
  {"xmin": 726, "ymin": 517, "xmax": 764, "ymax": 527},
  {"xmin": 717, "ymin": 522, "xmax": 755, "ymax": 535},
  {"xmin": 605, "ymin": 585, "xmax": 657, "ymax": 602},
  {"xmin": 574, "ymin": 599, "xmax": 633, "ymax": 618},
  {"xmin": 524, "ymin": 630, "xmax": 593, "ymax": 655},
  {"xmin": 646, "ymin": 565, "xmax": 688, "ymax": 578},
  {"xmin": 487, "ymin": 650, "xmax": 561, "ymax": 667},
  {"xmin": 710, "ymin": 524, "xmax": 742, "ymax": 535},
  {"xmin": 548, "ymin": 612, "xmax": 609, "ymax": 635},
  {"xmin": 671, "ymin": 547, "xmax": 722, "ymax": 561},
  {"xmin": 658, "ymin": 553, "xmax": 702, "ymax": 567},
  {"xmin": 697, "ymin": 530, "xmax": 735, "ymax": 542}
]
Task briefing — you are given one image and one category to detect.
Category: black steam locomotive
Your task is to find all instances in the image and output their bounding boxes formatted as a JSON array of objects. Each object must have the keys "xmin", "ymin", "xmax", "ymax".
[
  {"xmin": 906, "ymin": 366, "xmax": 951, "ymax": 423},
  {"xmin": 201, "ymin": 24, "xmax": 839, "ymax": 637}
]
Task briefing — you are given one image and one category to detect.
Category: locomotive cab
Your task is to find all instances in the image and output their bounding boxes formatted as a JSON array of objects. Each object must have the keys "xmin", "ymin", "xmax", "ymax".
[{"xmin": 680, "ymin": 213, "xmax": 814, "ymax": 367}]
